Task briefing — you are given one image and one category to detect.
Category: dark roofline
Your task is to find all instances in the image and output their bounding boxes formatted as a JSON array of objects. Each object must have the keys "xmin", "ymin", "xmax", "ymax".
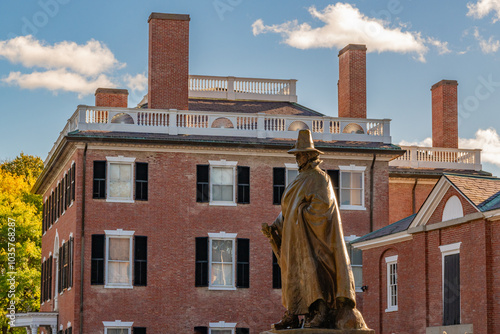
[{"xmin": 352, "ymin": 214, "xmax": 416, "ymax": 244}]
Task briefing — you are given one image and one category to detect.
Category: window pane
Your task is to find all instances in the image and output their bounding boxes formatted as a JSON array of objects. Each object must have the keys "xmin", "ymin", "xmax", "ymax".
[
  {"xmin": 352, "ymin": 172, "xmax": 362, "ymax": 188},
  {"xmin": 109, "ymin": 164, "xmax": 132, "ymax": 198},
  {"xmin": 352, "ymin": 266, "xmax": 363, "ymax": 288},
  {"xmin": 351, "ymin": 248, "xmax": 363, "ymax": 265},
  {"xmin": 220, "ymin": 168, "xmax": 233, "ymax": 185},
  {"xmin": 212, "ymin": 240, "xmax": 233, "ymax": 262},
  {"xmin": 211, "ymin": 330, "xmax": 232, "ymax": 334},
  {"xmin": 211, "ymin": 167, "xmax": 222, "ymax": 184},
  {"xmin": 287, "ymin": 169, "xmax": 298, "ymax": 185},
  {"xmin": 341, "ymin": 189, "xmax": 351, "ymax": 206},
  {"xmin": 221, "ymin": 185, "xmax": 233, "ymax": 201},
  {"xmin": 341, "ymin": 172, "xmax": 350, "ymax": 188},
  {"xmin": 211, "ymin": 263, "xmax": 233, "ymax": 286},
  {"xmin": 213, "ymin": 185, "xmax": 222, "ymax": 201},
  {"xmin": 109, "ymin": 238, "xmax": 130, "ymax": 261},
  {"xmin": 107, "ymin": 329, "xmax": 127, "ymax": 334},
  {"xmin": 108, "ymin": 262, "xmax": 130, "ymax": 284},
  {"xmin": 351, "ymin": 189, "xmax": 362, "ymax": 206}
]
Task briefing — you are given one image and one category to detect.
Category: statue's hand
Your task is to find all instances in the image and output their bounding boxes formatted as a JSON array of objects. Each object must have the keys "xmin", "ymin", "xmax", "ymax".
[{"xmin": 261, "ymin": 223, "xmax": 272, "ymax": 238}]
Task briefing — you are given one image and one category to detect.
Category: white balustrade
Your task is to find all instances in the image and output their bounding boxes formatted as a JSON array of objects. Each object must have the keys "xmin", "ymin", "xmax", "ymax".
[
  {"xmin": 189, "ymin": 75, "xmax": 297, "ymax": 102},
  {"xmin": 390, "ymin": 146, "xmax": 482, "ymax": 171},
  {"xmin": 45, "ymin": 105, "xmax": 393, "ymax": 164}
]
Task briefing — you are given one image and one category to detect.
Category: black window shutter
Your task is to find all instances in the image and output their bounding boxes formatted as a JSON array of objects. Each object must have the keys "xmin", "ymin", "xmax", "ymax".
[
  {"xmin": 133, "ymin": 327, "xmax": 146, "ymax": 334},
  {"xmin": 237, "ymin": 238, "xmax": 250, "ymax": 288},
  {"xmin": 65, "ymin": 173, "xmax": 70, "ymax": 210},
  {"xmin": 42, "ymin": 201, "xmax": 46, "ymax": 234},
  {"xmin": 273, "ymin": 167, "xmax": 286, "ymax": 205},
  {"xmin": 62, "ymin": 175, "xmax": 66, "ymax": 212},
  {"xmin": 69, "ymin": 237, "xmax": 74, "ymax": 288},
  {"xmin": 58, "ymin": 245, "xmax": 63, "ymax": 293},
  {"xmin": 68, "ymin": 328, "xmax": 72, "ymax": 334},
  {"xmin": 272, "ymin": 252, "xmax": 282, "ymax": 289},
  {"xmin": 134, "ymin": 236, "xmax": 148, "ymax": 286},
  {"xmin": 48, "ymin": 255, "xmax": 52, "ymax": 300},
  {"xmin": 61, "ymin": 242, "xmax": 67, "ymax": 290},
  {"xmin": 195, "ymin": 237, "xmax": 208, "ymax": 287},
  {"xmin": 237, "ymin": 166, "xmax": 250, "ymax": 204},
  {"xmin": 56, "ymin": 184, "xmax": 60, "ymax": 220},
  {"xmin": 194, "ymin": 327, "xmax": 208, "ymax": 334},
  {"xmin": 50, "ymin": 193, "xmax": 54, "ymax": 226},
  {"xmin": 443, "ymin": 253, "xmax": 460, "ymax": 326},
  {"xmin": 93, "ymin": 161, "xmax": 106, "ymax": 199},
  {"xmin": 91, "ymin": 234, "xmax": 105, "ymax": 285},
  {"xmin": 327, "ymin": 169, "xmax": 340, "ymax": 201},
  {"xmin": 71, "ymin": 164, "xmax": 76, "ymax": 202},
  {"xmin": 41, "ymin": 260, "xmax": 45, "ymax": 302},
  {"xmin": 135, "ymin": 163, "xmax": 148, "ymax": 201},
  {"xmin": 196, "ymin": 165, "xmax": 209, "ymax": 203},
  {"xmin": 236, "ymin": 328, "xmax": 250, "ymax": 334}
]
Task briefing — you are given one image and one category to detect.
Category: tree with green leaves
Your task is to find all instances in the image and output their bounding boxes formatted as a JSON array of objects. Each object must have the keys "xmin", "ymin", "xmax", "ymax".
[{"xmin": 0, "ymin": 154, "xmax": 43, "ymax": 333}]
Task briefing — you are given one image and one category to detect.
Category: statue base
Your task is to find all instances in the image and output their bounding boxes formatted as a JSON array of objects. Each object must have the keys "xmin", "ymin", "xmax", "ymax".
[{"xmin": 261, "ymin": 329, "xmax": 375, "ymax": 334}]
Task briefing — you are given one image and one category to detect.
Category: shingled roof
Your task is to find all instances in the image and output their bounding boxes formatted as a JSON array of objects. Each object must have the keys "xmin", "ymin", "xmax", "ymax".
[
  {"xmin": 352, "ymin": 214, "xmax": 416, "ymax": 244},
  {"xmin": 445, "ymin": 173, "xmax": 500, "ymax": 212}
]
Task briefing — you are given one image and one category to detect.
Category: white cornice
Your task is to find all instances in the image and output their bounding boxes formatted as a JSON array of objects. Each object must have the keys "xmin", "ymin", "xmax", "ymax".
[
  {"xmin": 409, "ymin": 178, "xmax": 450, "ymax": 229},
  {"xmin": 353, "ymin": 231, "xmax": 413, "ymax": 250}
]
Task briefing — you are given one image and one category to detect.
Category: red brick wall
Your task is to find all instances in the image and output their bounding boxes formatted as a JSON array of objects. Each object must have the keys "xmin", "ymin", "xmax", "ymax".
[
  {"xmin": 95, "ymin": 88, "xmax": 128, "ymax": 108},
  {"xmin": 389, "ymin": 178, "xmax": 437, "ymax": 224},
  {"xmin": 338, "ymin": 44, "xmax": 367, "ymax": 119},
  {"xmin": 148, "ymin": 13, "xmax": 189, "ymax": 110},
  {"xmin": 431, "ymin": 80, "xmax": 458, "ymax": 148}
]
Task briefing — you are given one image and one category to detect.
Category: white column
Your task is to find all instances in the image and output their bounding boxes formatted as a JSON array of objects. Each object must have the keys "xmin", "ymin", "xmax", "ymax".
[
  {"xmin": 30, "ymin": 324, "xmax": 39, "ymax": 334},
  {"xmin": 51, "ymin": 325, "xmax": 57, "ymax": 334}
]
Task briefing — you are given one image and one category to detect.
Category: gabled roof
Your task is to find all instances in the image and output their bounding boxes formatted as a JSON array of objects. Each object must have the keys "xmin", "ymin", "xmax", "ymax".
[
  {"xmin": 353, "ymin": 173, "xmax": 500, "ymax": 248},
  {"xmin": 444, "ymin": 174, "xmax": 500, "ymax": 212}
]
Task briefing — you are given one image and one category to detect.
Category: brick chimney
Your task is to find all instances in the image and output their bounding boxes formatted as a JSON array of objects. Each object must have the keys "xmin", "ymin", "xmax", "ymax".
[
  {"xmin": 95, "ymin": 88, "xmax": 128, "ymax": 108},
  {"xmin": 431, "ymin": 80, "xmax": 458, "ymax": 148},
  {"xmin": 338, "ymin": 44, "xmax": 367, "ymax": 118},
  {"xmin": 148, "ymin": 13, "xmax": 190, "ymax": 110}
]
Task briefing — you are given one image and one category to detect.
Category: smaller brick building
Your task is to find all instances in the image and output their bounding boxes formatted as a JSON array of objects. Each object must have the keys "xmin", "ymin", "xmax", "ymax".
[{"xmin": 354, "ymin": 173, "xmax": 500, "ymax": 334}]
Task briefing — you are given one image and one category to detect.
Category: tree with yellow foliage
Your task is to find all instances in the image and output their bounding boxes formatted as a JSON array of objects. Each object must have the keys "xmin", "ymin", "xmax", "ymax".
[{"xmin": 0, "ymin": 154, "xmax": 43, "ymax": 333}]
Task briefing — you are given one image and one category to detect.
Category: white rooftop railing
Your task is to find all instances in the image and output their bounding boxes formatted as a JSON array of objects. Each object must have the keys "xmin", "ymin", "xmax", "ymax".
[
  {"xmin": 189, "ymin": 75, "xmax": 297, "ymax": 102},
  {"xmin": 45, "ymin": 105, "xmax": 392, "ymax": 163},
  {"xmin": 390, "ymin": 146, "xmax": 482, "ymax": 171}
]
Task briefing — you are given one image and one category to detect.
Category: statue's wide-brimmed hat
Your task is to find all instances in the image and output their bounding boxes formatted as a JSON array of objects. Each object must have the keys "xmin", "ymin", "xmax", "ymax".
[{"xmin": 288, "ymin": 129, "xmax": 324, "ymax": 155}]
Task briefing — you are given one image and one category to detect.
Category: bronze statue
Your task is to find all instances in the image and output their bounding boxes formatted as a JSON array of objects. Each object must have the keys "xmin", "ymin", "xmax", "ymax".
[{"xmin": 262, "ymin": 129, "xmax": 368, "ymax": 330}]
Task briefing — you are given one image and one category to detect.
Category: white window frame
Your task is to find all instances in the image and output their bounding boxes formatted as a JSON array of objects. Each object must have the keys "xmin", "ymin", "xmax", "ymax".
[
  {"xmin": 104, "ymin": 229, "xmax": 135, "ymax": 289},
  {"xmin": 209, "ymin": 160, "xmax": 237, "ymax": 206},
  {"xmin": 209, "ymin": 321, "xmax": 237, "ymax": 334},
  {"xmin": 385, "ymin": 255, "xmax": 398, "ymax": 312},
  {"xmin": 439, "ymin": 242, "xmax": 461, "ymax": 321},
  {"xmin": 103, "ymin": 321, "xmax": 133, "ymax": 334},
  {"xmin": 339, "ymin": 165, "xmax": 366, "ymax": 210},
  {"xmin": 284, "ymin": 163, "xmax": 299, "ymax": 186},
  {"xmin": 106, "ymin": 156, "xmax": 136, "ymax": 203},
  {"xmin": 208, "ymin": 232, "xmax": 237, "ymax": 290},
  {"xmin": 345, "ymin": 235, "xmax": 363, "ymax": 293}
]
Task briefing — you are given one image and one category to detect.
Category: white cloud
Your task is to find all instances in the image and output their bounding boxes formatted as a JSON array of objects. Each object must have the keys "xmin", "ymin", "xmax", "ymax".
[
  {"xmin": 467, "ymin": 0, "xmax": 500, "ymax": 22},
  {"xmin": 252, "ymin": 3, "xmax": 447, "ymax": 62},
  {"xmin": 0, "ymin": 35, "xmax": 124, "ymax": 76},
  {"xmin": 473, "ymin": 27, "xmax": 500, "ymax": 53},
  {"xmin": 123, "ymin": 73, "xmax": 147, "ymax": 92},
  {"xmin": 2, "ymin": 69, "xmax": 116, "ymax": 97},
  {"xmin": 399, "ymin": 128, "xmax": 500, "ymax": 167}
]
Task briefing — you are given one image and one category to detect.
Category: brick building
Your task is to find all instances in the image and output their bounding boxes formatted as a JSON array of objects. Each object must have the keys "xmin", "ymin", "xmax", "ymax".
[{"xmin": 15, "ymin": 11, "xmax": 490, "ymax": 334}]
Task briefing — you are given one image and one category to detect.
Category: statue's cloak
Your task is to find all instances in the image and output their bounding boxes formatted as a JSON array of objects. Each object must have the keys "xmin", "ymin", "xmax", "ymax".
[{"xmin": 273, "ymin": 164, "xmax": 356, "ymax": 314}]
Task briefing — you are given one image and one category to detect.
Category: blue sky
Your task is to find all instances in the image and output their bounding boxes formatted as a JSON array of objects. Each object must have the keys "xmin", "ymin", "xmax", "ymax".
[{"xmin": 0, "ymin": 0, "xmax": 499, "ymax": 175}]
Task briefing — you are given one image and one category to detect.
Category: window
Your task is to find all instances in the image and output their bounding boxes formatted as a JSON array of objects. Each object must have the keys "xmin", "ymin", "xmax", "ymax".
[
  {"xmin": 105, "ymin": 230, "xmax": 134, "ymax": 288},
  {"xmin": 440, "ymin": 242, "xmax": 461, "ymax": 326},
  {"xmin": 93, "ymin": 158, "xmax": 148, "ymax": 202},
  {"xmin": 135, "ymin": 163, "xmax": 148, "ymax": 201},
  {"xmin": 103, "ymin": 321, "xmax": 134, "ymax": 334},
  {"xmin": 195, "ymin": 234, "xmax": 249, "ymax": 289},
  {"xmin": 107, "ymin": 157, "xmax": 136, "ymax": 202},
  {"xmin": 92, "ymin": 232, "xmax": 147, "ymax": 288},
  {"xmin": 346, "ymin": 240, "xmax": 363, "ymax": 292},
  {"xmin": 41, "ymin": 256, "xmax": 53, "ymax": 302},
  {"xmin": 442, "ymin": 196, "xmax": 464, "ymax": 221},
  {"xmin": 273, "ymin": 167, "xmax": 285, "ymax": 205},
  {"xmin": 196, "ymin": 162, "xmax": 248, "ymax": 205},
  {"xmin": 209, "ymin": 322, "xmax": 236, "ymax": 334},
  {"xmin": 132, "ymin": 327, "xmax": 146, "ymax": 334},
  {"xmin": 339, "ymin": 165, "xmax": 366, "ymax": 210},
  {"xmin": 385, "ymin": 255, "xmax": 398, "ymax": 312},
  {"xmin": 272, "ymin": 252, "xmax": 281, "ymax": 289},
  {"xmin": 284, "ymin": 163, "xmax": 298, "ymax": 186}
]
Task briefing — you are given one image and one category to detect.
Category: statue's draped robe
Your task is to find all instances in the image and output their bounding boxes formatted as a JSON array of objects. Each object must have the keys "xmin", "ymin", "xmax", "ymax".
[{"xmin": 273, "ymin": 163, "xmax": 356, "ymax": 315}]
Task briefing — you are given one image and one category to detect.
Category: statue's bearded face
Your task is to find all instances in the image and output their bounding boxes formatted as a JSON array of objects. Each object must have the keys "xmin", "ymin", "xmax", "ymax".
[{"xmin": 295, "ymin": 152, "xmax": 310, "ymax": 166}]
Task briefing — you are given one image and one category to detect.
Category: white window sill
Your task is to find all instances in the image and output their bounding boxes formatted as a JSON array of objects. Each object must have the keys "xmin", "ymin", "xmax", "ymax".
[
  {"xmin": 104, "ymin": 284, "xmax": 134, "ymax": 289},
  {"xmin": 340, "ymin": 205, "xmax": 366, "ymax": 211},
  {"xmin": 106, "ymin": 198, "xmax": 134, "ymax": 203},
  {"xmin": 385, "ymin": 306, "xmax": 398, "ymax": 313},
  {"xmin": 208, "ymin": 286, "xmax": 237, "ymax": 291},
  {"xmin": 355, "ymin": 287, "xmax": 363, "ymax": 293},
  {"xmin": 209, "ymin": 202, "xmax": 237, "ymax": 207}
]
